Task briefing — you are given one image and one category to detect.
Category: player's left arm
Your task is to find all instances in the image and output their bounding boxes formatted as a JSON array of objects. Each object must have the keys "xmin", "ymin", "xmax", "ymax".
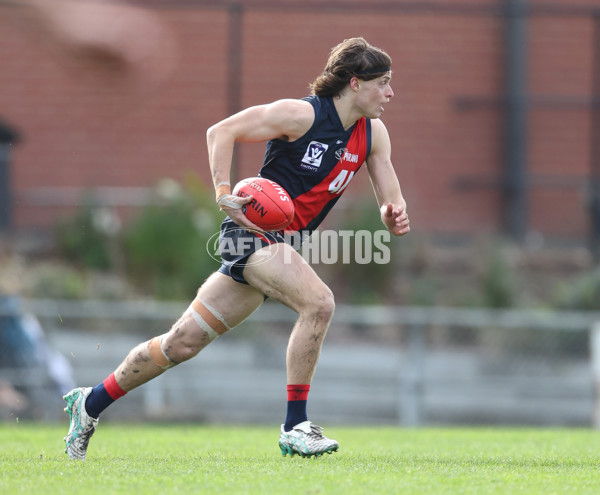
[{"xmin": 366, "ymin": 119, "xmax": 410, "ymax": 236}]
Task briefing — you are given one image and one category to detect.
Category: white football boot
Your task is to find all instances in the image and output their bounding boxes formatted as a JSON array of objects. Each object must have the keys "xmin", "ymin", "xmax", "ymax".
[
  {"xmin": 279, "ymin": 421, "xmax": 339, "ymax": 458},
  {"xmin": 63, "ymin": 387, "xmax": 98, "ymax": 460}
]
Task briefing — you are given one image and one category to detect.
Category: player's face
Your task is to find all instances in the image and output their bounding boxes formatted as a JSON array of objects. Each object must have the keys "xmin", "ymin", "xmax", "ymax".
[{"xmin": 356, "ymin": 72, "xmax": 394, "ymax": 119}]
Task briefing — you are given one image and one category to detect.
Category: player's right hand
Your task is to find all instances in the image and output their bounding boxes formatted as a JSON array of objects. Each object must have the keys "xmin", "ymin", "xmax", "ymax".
[
  {"xmin": 216, "ymin": 193, "xmax": 247, "ymax": 210},
  {"xmin": 217, "ymin": 194, "xmax": 265, "ymax": 233}
]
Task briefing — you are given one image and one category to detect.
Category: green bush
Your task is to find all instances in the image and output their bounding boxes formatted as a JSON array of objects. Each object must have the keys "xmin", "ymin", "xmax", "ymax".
[
  {"xmin": 27, "ymin": 263, "xmax": 86, "ymax": 299},
  {"xmin": 332, "ymin": 200, "xmax": 400, "ymax": 304},
  {"xmin": 52, "ymin": 177, "xmax": 224, "ymax": 300},
  {"xmin": 553, "ymin": 267, "xmax": 600, "ymax": 310},
  {"xmin": 54, "ymin": 200, "xmax": 114, "ymax": 271},
  {"xmin": 121, "ymin": 178, "xmax": 223, "ymax": 300},
  {"xmin": 478, "ymin": 243, "xmax": 516, "ymax": 309}
]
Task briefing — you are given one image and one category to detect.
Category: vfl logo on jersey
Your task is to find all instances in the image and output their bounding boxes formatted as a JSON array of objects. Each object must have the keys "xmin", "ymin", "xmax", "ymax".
[
  {"xmin": 300, "ymin": 141, "xmax": 329, "ymax": 171},
  {"xmin": 335, "ymin": 148, "xmax": 359, "ymax": 164}
]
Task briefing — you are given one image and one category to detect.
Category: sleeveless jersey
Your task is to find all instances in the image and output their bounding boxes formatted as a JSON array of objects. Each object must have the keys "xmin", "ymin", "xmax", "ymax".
[{"xmin": 258, "ymin": 95, "xmax": 372, "ymax": 234}]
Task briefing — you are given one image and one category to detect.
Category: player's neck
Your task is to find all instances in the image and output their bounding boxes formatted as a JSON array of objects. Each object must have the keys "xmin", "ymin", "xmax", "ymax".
[{"xmin": 332, "ymin": 95, "xmax": 361, "ymax": 131}]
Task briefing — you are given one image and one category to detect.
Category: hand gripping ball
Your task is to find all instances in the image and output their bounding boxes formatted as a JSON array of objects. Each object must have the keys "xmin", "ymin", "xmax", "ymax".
[{"xmin": 232, "ymin": 177, "xmax": 295, "ymax": 231}]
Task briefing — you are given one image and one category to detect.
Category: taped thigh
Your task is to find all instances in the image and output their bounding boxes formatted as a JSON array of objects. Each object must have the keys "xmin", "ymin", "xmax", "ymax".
[{"xmin": 188, "ymin": 298, "xmax": 231, "ymax": 342}]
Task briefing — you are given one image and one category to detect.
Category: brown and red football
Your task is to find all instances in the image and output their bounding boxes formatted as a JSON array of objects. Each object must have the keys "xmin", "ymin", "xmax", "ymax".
[{"xmin": 233, "ymin": 177, "xmax": 295, "ymax": 231}]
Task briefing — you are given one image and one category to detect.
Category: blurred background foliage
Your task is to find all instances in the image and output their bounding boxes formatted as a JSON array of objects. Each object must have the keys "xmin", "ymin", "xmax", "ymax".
[
  {"xmin": 19, "ymin": 178, "xmax": 596, "ymax": 311},
  {"xmin": 52, "ymin": 176, "xmax": 223, "ymax": 300}
]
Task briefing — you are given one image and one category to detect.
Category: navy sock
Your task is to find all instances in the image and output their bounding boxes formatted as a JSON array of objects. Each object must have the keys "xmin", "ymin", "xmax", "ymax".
[
  {"xmin": 84, "ymin": 383, "xmax": 114, "ymax": 419},
  {"xmin": 84, "ymin": 373, "xmax": 127, "ymax": 419},
  {"xmin": 284, "ymin": 400, "xmax": 308, "ymax": 432},
  {"xmin": 284, "ymin": 384, "xmax": 310, "ymax": 432}
]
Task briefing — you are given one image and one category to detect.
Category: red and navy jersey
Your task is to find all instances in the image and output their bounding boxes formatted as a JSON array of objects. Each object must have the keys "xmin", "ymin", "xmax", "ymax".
[{"xmin": 258, "ymin": 95, "xmax": 372, "ymax": 234}]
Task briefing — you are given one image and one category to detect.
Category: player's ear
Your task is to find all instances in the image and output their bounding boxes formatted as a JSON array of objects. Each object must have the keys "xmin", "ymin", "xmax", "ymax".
[{"xmin": 350, "ymin": 76, "xmax": 361, "ymax": 92}]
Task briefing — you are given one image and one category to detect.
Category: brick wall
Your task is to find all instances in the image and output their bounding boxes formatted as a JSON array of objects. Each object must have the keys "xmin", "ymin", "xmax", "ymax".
[{"xmin": 1, "ymin": 0, "xmax": 599, "ymax": 241}]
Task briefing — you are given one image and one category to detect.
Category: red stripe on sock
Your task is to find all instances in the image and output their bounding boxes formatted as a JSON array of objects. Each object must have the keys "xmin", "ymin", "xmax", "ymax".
[
  {"xmin": 103, "ymin": 373, "xmax": 127, "ymax": 400},
  {"xmin": 287, "ymin": 384, "xmax": 310, "ymax": 401}
]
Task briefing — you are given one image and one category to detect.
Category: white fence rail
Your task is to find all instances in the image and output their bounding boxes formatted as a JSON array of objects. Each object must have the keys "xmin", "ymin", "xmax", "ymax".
[{"xmin": 1, "ymin": 297, "xmax": 600, "ymax": 426}]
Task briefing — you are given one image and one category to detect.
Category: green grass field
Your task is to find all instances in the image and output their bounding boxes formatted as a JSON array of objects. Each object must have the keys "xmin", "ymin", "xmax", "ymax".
[{"xmin": 1, "ymin": 423, "xmax": 599, "ymax": 494}]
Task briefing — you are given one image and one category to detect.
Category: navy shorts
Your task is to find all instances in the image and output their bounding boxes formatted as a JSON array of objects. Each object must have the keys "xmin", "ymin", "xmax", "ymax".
[{"xmin": 217, "ymin": 218, "xmax": 289, "ymax": 284}]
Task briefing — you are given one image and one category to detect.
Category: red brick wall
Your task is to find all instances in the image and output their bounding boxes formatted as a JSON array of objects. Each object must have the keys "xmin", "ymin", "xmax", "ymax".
[
  {"xmin": 1, "ymin": 0, "xmax": 599, "ymax": 240},
  {"xmin": 528, "ymin": 13, "xmax": 595, "ymax": 237}
]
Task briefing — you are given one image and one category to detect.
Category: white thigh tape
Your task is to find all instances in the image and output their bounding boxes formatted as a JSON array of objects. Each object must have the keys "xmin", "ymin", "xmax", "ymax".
[
  {"xmin": 189, "ymin": 305, "xmax": 220, "ymax": 342},
  {"xmin": 201, "ymin": 300, "xmax": 231, "ymax": 332}
]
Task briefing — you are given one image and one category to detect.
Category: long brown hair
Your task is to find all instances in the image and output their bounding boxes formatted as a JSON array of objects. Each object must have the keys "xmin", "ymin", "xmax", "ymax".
[{"xmin": 309, "ymin": 37, "xmax": 392, "ymax": 97}]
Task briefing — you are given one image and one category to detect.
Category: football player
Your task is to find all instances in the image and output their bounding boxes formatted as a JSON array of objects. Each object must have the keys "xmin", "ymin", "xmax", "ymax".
[{"xmin": 63, "ymin": 37, "xmax": 409, "ymax": 460}]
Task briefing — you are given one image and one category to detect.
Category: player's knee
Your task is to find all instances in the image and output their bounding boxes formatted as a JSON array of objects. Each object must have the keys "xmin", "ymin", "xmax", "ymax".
[
  {"xmin": 165, "ymin": 339, "xmax": 202, "ymax": 363},
  {"xmin": 147, "ymin": 335, "xmax": 179, "ymax": 370},
  {"xmin": 162, "ymin": 298, "xmax": 232, "ymax": 363},
  {"xmin": 162, "ymin": 325, "xmax": 211, "ymax": 363},
  {"xmin": 148, "ymin": 325, "xmax": 209, "ymax": 369},
  {"xmin": 306, "ymin": 287, "xmax": 335, "ymax": 323}
]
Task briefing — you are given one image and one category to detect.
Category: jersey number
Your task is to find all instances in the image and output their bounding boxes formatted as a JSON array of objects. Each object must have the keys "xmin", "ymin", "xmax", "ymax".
[{"xmin": 328, "ymin": 170, "xmax": 355, "ymax": 195}]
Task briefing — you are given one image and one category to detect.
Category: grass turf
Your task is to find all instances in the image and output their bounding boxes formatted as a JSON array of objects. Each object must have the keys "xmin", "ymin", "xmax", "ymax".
[{"xmin": 0, "ymin": 423, "xmax": 599, "ymax": 494}]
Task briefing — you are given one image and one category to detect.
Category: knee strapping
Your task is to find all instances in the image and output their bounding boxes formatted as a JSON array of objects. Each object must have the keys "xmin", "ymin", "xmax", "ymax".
[
  {"xmin": 147, "ymin": 336, "xmax": 177, "ymax": 370},
  {"xmin": 189, "ymin": 298, "xmax": 230, "ymax": 342}
]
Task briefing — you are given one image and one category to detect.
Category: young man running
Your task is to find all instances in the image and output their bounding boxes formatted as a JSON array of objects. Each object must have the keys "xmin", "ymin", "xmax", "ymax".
[{"xmin": 63, "ymin": 37, "xmax": 410, "ymax": 459}]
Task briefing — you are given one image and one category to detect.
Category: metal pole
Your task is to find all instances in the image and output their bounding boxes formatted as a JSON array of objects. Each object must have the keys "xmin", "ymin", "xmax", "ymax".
[
  {"xmin": 589, "ymin": 15, "xmax": 600, "ymax": 261},
  {"xmin": 399, "ymin": 324, "xmax": 425, "ymax": 426},
  {"xmin": 227, "ymin": 3, "xmax": 243, "ymax": 184},
  {"xmin": 503, "ymin": 0, "xmax": 529, "ymax": 240},
  {"xmin": 0, "ymin": 144, "xmax": 11, "ymax": 231},
  {"xmin": 590, "ymin": 321, "xmax": 600, "ymax": 428}
]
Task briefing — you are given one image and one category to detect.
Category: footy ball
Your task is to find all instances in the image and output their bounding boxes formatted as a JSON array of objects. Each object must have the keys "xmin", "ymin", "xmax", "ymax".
[{"xmin": 233, "ymin": 177, "xmax": 295, "ymax": 231}]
